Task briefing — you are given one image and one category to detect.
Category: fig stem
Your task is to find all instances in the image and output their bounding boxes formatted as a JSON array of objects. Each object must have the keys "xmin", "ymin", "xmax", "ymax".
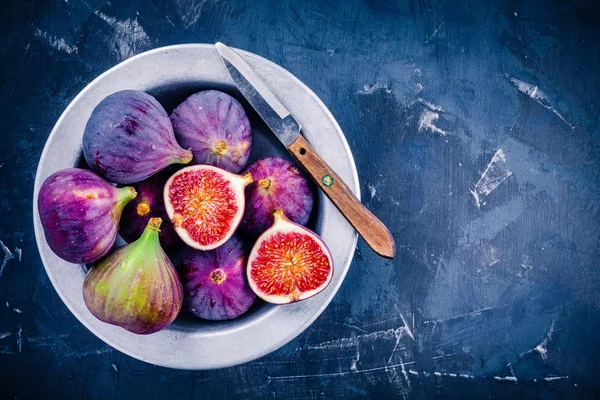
[
  {"xmin": 136, "ymin": 200, "xmax": 151, "ymax": 216},
  {"xmin": 147, "ymin": 217, "xmax": 162, "ymax": 232},
  {"xmin": 273, "ymin": 209, "xmax": 286, "ymax": 221},
  {"xmin": 241, "ymin": 172, "xmax": 253, "ymax": 186}
]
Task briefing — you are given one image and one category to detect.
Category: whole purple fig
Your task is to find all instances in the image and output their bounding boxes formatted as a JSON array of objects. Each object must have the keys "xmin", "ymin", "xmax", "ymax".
[
  {"xmin": 181, "ymin": 236, "xmax": 256, "ymax": 320},
  {"xmin": 83, "ymin": 90, "xmax": 193, "ymax": 184},
  {"xmin": 170, "ymin": 90, "xmax": 252, "ymax": 173},
  {"xmin": 38, "ymin": 168, "xmax": 137, "ymax": 264},
  {"xmin": 240, "ymin": 157, "xmax": 314, "ymax": 237},
  {"xmin": 83, "ymin": 217, "xmax": 184, "ymax": 335},
  {"xmin": 119, "ymin": 170, "xmax": 182, "ymax": 251}
]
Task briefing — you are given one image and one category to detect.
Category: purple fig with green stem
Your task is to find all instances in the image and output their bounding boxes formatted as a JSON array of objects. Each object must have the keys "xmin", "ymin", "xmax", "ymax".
[
  {"xmin": 83, "ymin": 217, "xmax": 184, "ymax": 335},
  {"xmin": 38, "ymin": 168, "xmax": 137, "ymax": 264},
  {"xmin": 83, "ymin": 90, "xmax": 193, "ymax": 184}
]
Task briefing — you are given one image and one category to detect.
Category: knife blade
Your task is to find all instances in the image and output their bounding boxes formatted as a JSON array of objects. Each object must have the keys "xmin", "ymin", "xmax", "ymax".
[{"xmin": 215, "ymin": 42, "xmax": 395, "ymax": 258}]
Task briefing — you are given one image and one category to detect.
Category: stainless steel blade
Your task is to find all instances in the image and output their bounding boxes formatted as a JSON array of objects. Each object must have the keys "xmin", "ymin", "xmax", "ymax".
[{"xmin": 215, "ymin": 42, "xmax": 301, "ymax": 147}]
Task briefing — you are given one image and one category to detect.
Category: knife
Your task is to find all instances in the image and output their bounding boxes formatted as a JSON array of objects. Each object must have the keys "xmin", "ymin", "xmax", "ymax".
[{"xmin": 215, "ymin": 42, "xmax": 395, "ymax": 259}]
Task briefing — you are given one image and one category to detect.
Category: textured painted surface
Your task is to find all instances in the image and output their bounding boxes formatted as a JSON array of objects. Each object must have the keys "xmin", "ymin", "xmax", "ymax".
[{"xmin": 1, "ymin": 0, "xmax": 599, "ymax": 398}]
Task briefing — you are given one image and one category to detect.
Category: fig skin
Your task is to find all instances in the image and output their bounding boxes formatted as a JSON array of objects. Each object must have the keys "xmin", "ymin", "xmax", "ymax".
[
  {"xmin": 83, "ymin": 90, "xmax": 193, "ymax": 184},
  {"xmin": 119, "ymin": 170, "xmax": 182, "ymax": 251},
  {"xmin": 170, "ymin": 90, "xmax": 252, "ymax": 173},
  {"xmin": 38, "ymin": 168, "xmax": 137, "ymax": 264},
  {"xmin": 240, "ymin": 157, "xmax": 314, "ymax": 237},
  {"xmin": 83, "ymin": 218, "xmax": 184, "ymax": 335},
  {"xmin": 181, "ymin": 236, "xmax": 256, "ymax": 320}
]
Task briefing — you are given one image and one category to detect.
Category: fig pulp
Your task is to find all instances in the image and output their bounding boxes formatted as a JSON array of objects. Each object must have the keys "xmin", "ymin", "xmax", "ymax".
[
  {"xmin": 83, "ymin": 218, "xmax": 183, "ymax": 334},
  {"xmin": 164, "ymin": 165, "xmax": 252, "ymax": 250},
  {"xmin": 247, "ymin": 210, "xmax": 333, "ymax": 304},
  {"xmin": 170, "ymin": 90, "xmax": 252, "ymax": 173},
  {"xmin": 182, "ymin": 236, "xmax": 256, "ymax": 320},
  {"xmin": 38, "ymin": 168, "xmax": 137, "ymax": 264},
  {"xmin": 119, "ymin": 170, "xmax": 182, "ymax": 251},
  {"xmin": 83, "ymin": 90, "xmax": 193, "ymax": 184},
  {"xmin": 240, "ymin": 157, "xmax": 313, "ymax": 237}
]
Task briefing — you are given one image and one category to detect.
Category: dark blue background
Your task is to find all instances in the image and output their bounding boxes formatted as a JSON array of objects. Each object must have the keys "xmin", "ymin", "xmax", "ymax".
[{"xmin": 1, "ymin": 0, "xmax": 599, "ymax": 398}]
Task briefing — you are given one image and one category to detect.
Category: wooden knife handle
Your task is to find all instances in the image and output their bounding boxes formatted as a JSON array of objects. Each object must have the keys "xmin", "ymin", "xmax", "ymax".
[{"xmin": 288, "ymin": 135, "xmax": 396, "ymax": 259}]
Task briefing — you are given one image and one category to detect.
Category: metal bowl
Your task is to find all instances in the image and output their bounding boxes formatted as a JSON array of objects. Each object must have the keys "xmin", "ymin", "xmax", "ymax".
[{"xmin": 32, "ymin": 44, "xmax": 359, "ymax": 370}]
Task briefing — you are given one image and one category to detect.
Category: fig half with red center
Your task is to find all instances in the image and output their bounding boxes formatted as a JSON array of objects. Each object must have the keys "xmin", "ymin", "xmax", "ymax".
[
  {"xmin": 164, "ymin": 165, "xmax": 252, "ymax": 250},
  {"xmin": 182, "ymin": 236, "xmax": 256, "ymax": 321},
  {"xmin": 170, "ymin": 90, "xmax": 252, "ymax": 173},
  {"xmin": 240, "ymin": 157, "xmax": 314, "ymax": 237},
  {"xmin": 247, "ymin": 210, "xmax": 333, "ymax": 304}
]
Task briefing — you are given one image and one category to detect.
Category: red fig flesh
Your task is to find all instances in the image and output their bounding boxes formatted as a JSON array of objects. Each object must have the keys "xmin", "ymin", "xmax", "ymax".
[
  {"xmin": 164, "ymin": 165, "xmax": 252, "ymax": 250},
  {"xmin": 247, "ymin": 210, "xmax": 333, "ymax": 304}
]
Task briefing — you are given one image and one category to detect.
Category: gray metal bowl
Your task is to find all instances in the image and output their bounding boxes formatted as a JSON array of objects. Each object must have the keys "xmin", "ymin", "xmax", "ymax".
[{"xmin": 32, "ymin": 44, "xmax": 359, "ymax": 370}]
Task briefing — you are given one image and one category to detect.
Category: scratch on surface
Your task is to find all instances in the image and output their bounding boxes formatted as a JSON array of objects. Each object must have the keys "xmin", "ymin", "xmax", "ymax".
[
  {"xmin": 0, "ymin": 332, "xmax": 11, "ymax": 340},
  {"xmin": 266, "ymin": 360, "xmax": 416, "ymax": 382},
  {"xmin": 418, "ymin": 98, "xmax": 443, "ymax": 111},
  {"xmin": 34, "ymin": 29, "xmax": 78, "ymax": 54},
  {"xmin": 506, "ymin": 75, "xmax": 573, "ymax": 129},
  {"xmin": 355, "ymin": 83, "xmax": 392, "ymax": 95},
  {"xmin": 112, "ymin": 363, "xmax": 118, "ymax": 372},
  {"xmin": 494, "ymin": 376, "xmax": 518, "ymax": 382},
  {"xmin": 0, "ymin": 240, "xmax": 15, "ymax": 277},
  {"xmin": 17, "ymin": 326, "xmax": 22, "ymax": 353},
  {"xmin": 544, "ymin": 376, "xmax": 568, "ymax": 381},
  {"xmin": 173, "ymin": 0, "xmax": 210, "ymax": 28},
  {"xmin": 13, "ymin": 308, "xmax": 21, "ymax": 314},
  {"xmin": 469, "ymin": 149, "xmax": 512, "ymax": 208},
  {"xmin": 15, "ymin": 248, "xmax": 22, "ymax": 262},
  {"xmin": 521, "ymin": 320, "xmax": 555, "ymax": 361},
  {"xmin": 423, "ymin": 306, "xmax": 498, "ymax": 324},
  {"xmin": 94, "ymin": 11, "xmax": 150, "ymax": 60},
  {"xmin": 425, "ymin": 22, "xmax": 445, "ymax": 44},
  {"xmin": 408, "ymin": 370, "xmax": 475, "ymax": 379}
]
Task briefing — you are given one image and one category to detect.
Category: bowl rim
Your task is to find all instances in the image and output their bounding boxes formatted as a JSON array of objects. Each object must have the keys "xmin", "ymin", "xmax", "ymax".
[{"xmin": 33, "ymin": 43, "xmax": 360, "ymax": 369}]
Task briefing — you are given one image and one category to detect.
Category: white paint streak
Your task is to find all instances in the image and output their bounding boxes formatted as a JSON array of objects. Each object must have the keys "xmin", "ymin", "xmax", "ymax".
[
  {"xmin": 494, "ymin": 376, "xmax": 518, "ymax": 382},
  {"xmin": 544, "ymin": 376, "xmax": 568, "ymax": 381},
  {"xmin": 350, "ymin": 344, "xmax": 360, "ymax": 371},
  {"xmin": 112, "ymin": 363, "xmax": 118, "ymax": 372},
  {"xmin": 94, "ymin": 11, "xmax": 150, "ymax": 60},
  {"xmin": 408, "ymin": 369, "xmax": 419, "ymax": 376},
  {"xmin": 355, "ymin": 83, "xmax": 392, "ymax": 95},
  {"xmin": 418, "ymin": 109, "xmax": 447, "ymax": 135},
  {"xmin": 34, "ymin": 29, "xmax": 78, "ymax": 54},
  {"xmin": 15, "ymin": 248, "xmax": 22, "ymax": 262},
  {"xmin": 0, "ymin": 240, "xmax": 15, "ymax": 277},
  {"xmin": 17, "ymin": 326, "xmax": 22, "ymax": 353},
  {"xmin": 174, "ymin": 0, "xmax": 210, "ymax": 28},
  {"xmin": 0, "ymin": 332, "xmax": 11, "ymax": 339},
  {"xmin": 13, "ymin": 308, "xmax": 21, "ymax": 314},
  {"xmin": 367, "ymin": 184, "xmax": 377, "ymax": 199},
  {"xmin": 418, "ymin": 98, "xmax": 443, "ymax": 111},
  {"xmin": 470, "ymin": 149, "xmax": 512, "ymax": 208},
  {"xmin": 507, "ymin": 76, "xmax": 573, "ymax": 128}
]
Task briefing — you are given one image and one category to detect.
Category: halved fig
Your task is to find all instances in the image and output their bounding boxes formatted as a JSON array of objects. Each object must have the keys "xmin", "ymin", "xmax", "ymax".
[
  {"xmin": 247, "ymin": 210, "xmax": 333, "ymax": 304},
  {"xmin": 164, "ymin": 165, "xmax": 252, "ymax": 250}
]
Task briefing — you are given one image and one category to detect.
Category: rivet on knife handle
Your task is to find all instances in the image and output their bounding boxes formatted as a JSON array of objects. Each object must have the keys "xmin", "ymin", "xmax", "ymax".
[{"xmin": 288, "ymin": 135, "xmax": 396, "ymax": 259}]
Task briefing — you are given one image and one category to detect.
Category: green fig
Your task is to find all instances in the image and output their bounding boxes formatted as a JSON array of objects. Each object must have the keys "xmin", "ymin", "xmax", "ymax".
[{"xmin": 83, "ymin": 217, "xmax": 183, "ymax": 334}]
